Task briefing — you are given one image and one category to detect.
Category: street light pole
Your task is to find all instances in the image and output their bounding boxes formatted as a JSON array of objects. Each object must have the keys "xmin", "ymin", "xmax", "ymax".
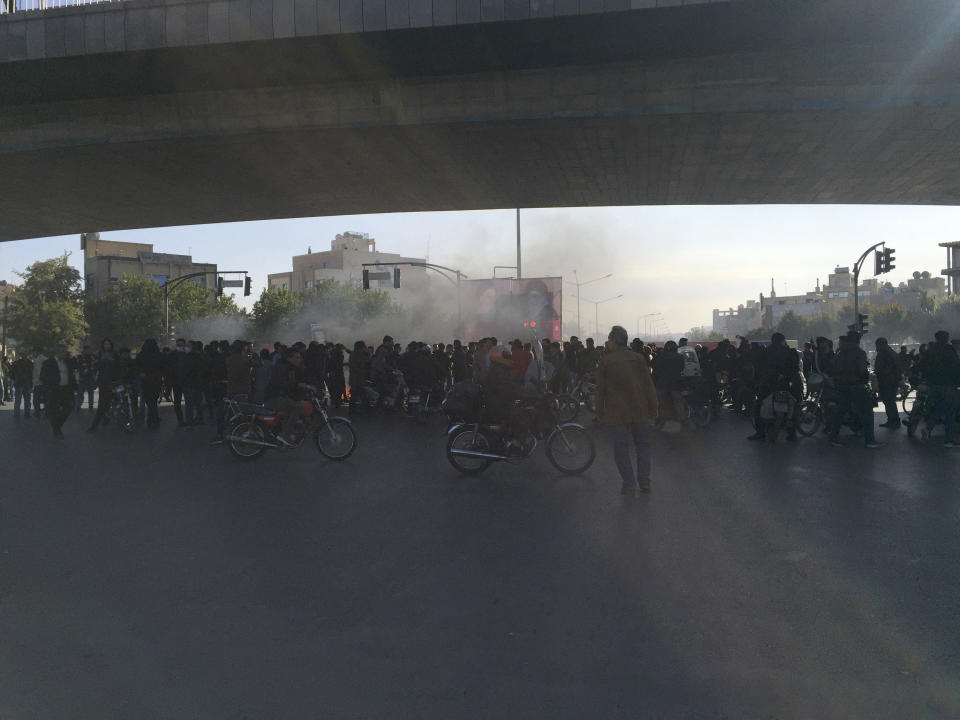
[{"xmin": 570, "ymin": 271, "xmax": 612, "ymax": 339}]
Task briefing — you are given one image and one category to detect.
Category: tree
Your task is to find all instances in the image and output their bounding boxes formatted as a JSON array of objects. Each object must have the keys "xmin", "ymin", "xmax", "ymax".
[
  {"xmin": 85, "ymin": 275, "xmax": 164, "ymax": 349},
  {"xmin": 6, "ymin": 254, "xmax": 87, "ymax": 350},
  {"xmin": 251, "ymin": 288, "xmax": 303, "ymax": 339}
]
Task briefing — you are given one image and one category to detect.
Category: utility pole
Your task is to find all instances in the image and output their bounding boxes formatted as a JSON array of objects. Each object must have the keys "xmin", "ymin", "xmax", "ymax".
[
  {"xmin": 570, "ymin": 271, "xmax": 612, "ymax": 339},
  {"xmin": 851, "ymin": 242, "xmax": 885, "ymax": 334},
  {"xmin": 516, "ymin": 209, "xmax": 522, "ymax": 280}
]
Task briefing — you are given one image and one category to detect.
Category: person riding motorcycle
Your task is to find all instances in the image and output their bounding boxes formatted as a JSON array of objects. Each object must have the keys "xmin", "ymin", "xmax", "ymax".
[
  {"xmin": 370, "ymin": 335, "xmax": 399, "ymax": 397},
  {"xmin": 264, "ymin": 347, "xmax": 316, "ymax": 445},
  {"xmin": 749, "ymin": 332, "xmax": 801, "ymax": 441},
  {"xmin": 400, "ymin": 342, "xmax": 444, "ymax": 402},
  {"xmin": 482, "ymin": 346, "xmax": 530, "ymax": 450},
  {"xmin": 827, "ymin": 331, "xmax": 882, "ymax": 447}
]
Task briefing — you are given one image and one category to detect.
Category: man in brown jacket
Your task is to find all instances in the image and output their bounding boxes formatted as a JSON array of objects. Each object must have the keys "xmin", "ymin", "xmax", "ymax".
[{"xmin": 597, "ymin": 325, "xmax": 659, "ymax": 496}]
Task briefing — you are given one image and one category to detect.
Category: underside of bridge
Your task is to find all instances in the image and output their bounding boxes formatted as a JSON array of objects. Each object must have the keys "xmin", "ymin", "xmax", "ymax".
[{"xmin": 1, "ymin": 0, "xmax": 959, "ymax": 241}]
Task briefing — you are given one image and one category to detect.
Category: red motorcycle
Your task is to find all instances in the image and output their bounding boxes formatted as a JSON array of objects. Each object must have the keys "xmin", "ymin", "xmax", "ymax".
[{"xmin": 224, "ymin": 393, "xmax": 357, "ymax": 462}]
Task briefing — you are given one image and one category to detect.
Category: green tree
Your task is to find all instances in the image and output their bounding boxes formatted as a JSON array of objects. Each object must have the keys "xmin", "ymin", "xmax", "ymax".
[
  {"xmin": 251, "ymin": 288, "xmax": 303, "ymax": 338},
  {"xmin": 85, "ymin": 275, "xmax": 164, "ymax": 349},
  {"xmin": 6, "ymin": 254, "xmax": 87, "ymax": 350}
]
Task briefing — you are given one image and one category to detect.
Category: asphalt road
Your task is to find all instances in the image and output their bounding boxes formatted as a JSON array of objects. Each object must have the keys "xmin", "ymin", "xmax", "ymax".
[{"xmin": 1, "ymin": 401, "xmax": 958, "ymax": 720}]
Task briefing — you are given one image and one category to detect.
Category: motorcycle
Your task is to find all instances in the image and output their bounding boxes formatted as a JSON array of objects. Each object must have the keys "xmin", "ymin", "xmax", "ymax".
[
  {"xmin": 224, "ymin": 392, "xmax": 358, "ymax": 462},
  {"xmin": 445, "ymin": 392, "xmax": 596, "ymax": 475},
  {"xmin": 403, "ymin": 383, "xmax": 444, "ymax": 424},
  {"xmin": 106, "ymin": 382, "xmax": 138, "ymax": 434}
]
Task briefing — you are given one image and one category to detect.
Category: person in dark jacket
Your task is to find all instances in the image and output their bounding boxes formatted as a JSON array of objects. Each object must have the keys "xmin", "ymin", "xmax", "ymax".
[
  {"xmin": 265, "ymin": 347, "xmax": 315, "ymax": 444},
  {"xmin": 651, "ymin": 341, "xmax": 684, "ymax": 426},
  {"xmin": 166, "ymin": 338, "xmax": 189, "ymax": 426},
  {"xmin": 11, "ymin": 353, "xmax": 33, "ymax": 419},
  {"xmin": 137, "ymin": 338, "xmax": 165, "ymax": 430},
  {"xmin": 451, "ymin": 340, "xmax": 468, "ymax": 383},
  {"xmin": 182, "ymin": 341, "xmax": 207, "ymax": 426},
  {"xmin": 326, "ymin": 343, "xmax": 347, "ymax": 407},
  {"xmin": 919, "ymin": 330, "xmax": 960, "ymax": 446},
  {"xmin": 827, "ymin": 332, "xmax": 883, "ymax": 448},
  {"xmin": 88, "ymin": 338, "xmax": 119, "ymax": 432},
  {"xmin": 873, "ymin": 337, "xmax": 902, "ymax": 429},
  {"xmin": 40, "ymin": 345, "xmax": 76, "ymax": 439}
]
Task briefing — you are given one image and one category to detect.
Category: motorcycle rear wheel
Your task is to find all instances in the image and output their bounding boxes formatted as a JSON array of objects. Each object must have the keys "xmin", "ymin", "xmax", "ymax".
[
  {"xmin": 228, "ymin": 421, "xmax": 268, "ymax": 461},
  {"xmin": 446, "ymin": 429, "xmax": 494, "ymax": 475}
]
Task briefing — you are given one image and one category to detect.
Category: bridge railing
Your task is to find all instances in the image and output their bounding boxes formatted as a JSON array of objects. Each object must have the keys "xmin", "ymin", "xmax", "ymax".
[{"xmin": 0, "ymin": 0, "xmax": 120, "ymax": 14}]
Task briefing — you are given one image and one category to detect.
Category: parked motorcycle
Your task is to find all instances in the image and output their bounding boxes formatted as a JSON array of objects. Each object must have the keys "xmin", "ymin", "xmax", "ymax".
[{"xmin": 224, "ymin": 392, "xmax": 357, "ymax": 461}]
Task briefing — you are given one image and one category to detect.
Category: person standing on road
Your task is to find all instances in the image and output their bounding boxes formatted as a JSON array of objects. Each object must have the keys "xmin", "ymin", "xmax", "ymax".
[
  {"xmin": 137, "ymin": 338, "xmax": 165, "ymax": 431},
  {"xmin": 166, "ymin": 338, "xmax": 189, "ymax": 426},
  {"xmin": 874, "ymin": 337, "xmax": 902, "ymax": 430},
  {"xmin": 212, "ymin": 340, "xmax": 254, "ymax": 445},
  {"xmin": 597, "ymin": 325, "xmax": 659, "ymax": 497},
  {"xmin": 11, "ymin": 352, "xmax": 33, "ymax": 419},
  {"xmin": 74, "ymin": 345, "xmax": 96, "ymax": 411},
  {"xmin": 918, "ymin": 330, "xmax": 960, "ymax": 447},
  {"xmin": 88, "ymin": 339, "xmax": 118, "ymax": 433},
  {"xmin": 40, "ymin": 345, "xmax": 76, "ymax": 439},
  {"xmin": 32, "ymin": 347, "xmax": 48, "ymax": 418}
]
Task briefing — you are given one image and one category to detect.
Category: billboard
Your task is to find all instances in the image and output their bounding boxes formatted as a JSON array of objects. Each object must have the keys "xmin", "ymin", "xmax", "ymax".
[{"xmin": 462, "ymin": 277, "xmax": 562, "ymax": 342}]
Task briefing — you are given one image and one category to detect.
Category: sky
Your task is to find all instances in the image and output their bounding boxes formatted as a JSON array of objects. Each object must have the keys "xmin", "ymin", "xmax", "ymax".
[{"xmin": 1, "ymin": 204, "xmax": 957, "ymax": 339}]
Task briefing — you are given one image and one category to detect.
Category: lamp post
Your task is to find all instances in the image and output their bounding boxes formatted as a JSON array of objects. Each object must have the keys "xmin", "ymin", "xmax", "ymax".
[
  {"xmin": 581, "ymin": 294, "xmax": 623, "ymax": 344},
  {"xmin": 638, "ymin": 312, "xmax": 660, "ymax": 338},
  {"xmin": 570, "ymin": 271, "xmax": 612, "ymax": 339}
]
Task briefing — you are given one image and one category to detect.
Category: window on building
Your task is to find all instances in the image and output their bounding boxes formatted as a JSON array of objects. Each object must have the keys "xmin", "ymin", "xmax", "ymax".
[
  {"xmin": 839, "ymin": 291, "xmax": 849, "ymax": 298},
  {"xmin": 306, "ymin": 280, "xmax": 314, "ymax": 289}
]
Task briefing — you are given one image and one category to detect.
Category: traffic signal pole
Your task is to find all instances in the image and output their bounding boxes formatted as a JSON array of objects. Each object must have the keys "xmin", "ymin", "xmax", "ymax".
[
  {"xmin": 163, "ymin": 270, "xmax": 247, "ymax": 341},
  {"xmin": 852, "ymin": 242, "xmax": 885, "ymax": 335}
]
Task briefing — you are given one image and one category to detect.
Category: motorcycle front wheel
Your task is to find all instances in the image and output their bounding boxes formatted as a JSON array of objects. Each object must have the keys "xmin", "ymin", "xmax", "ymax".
[
  {"xmin": 796, "ymin": 401, "xmax": 821, "ymax": 437},
  {"xmin": 546, "ymin": 424, "xmax": 596, "ymax": 474},
  {"xmin": 446, "ymin": 428, "xmax": 494, "ymax": 475},
  {"xmin": 228, "ymin": 421, "xmax": 268, "ymax": 461},
  {"xmin": 314, "ymin": 418, "xmax": 358, "ymax": 460}
]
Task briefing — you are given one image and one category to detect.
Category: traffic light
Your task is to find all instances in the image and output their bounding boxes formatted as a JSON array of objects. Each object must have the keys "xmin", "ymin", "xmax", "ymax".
[
  {"xmin": 858, "ymin": 313, "xmax": 869, "ymax": 334},
  {"xmin": 882, "ymin": 247, "xmax": 896, "ymax": 274},
  {"xmin": 216, "ymin": 276, "xmax": 224, "ymax": 297},
  {"xmin": 393, "ymin": 267, "xmax": 401, "ymax": 289},
  {"xmin": 362, "ymin": 269, "xmax": 370, "ymax": 290},
  {"xmin": 874, "ymin": 250, "xmax": 884, "ymax": 276},
  {"xmin": 244, "ymin": 275, "xmax": 252, "ymax": 296}
]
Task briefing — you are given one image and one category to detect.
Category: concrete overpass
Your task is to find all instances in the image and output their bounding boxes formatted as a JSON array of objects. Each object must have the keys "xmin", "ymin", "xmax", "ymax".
[{"xmin": 1, "ymin": 0, "xmax": 960, "ymax": 241}]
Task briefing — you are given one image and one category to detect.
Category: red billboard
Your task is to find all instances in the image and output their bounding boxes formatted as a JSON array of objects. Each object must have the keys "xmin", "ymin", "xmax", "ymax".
[{"xmin": 463, "ymin": 277, "xmax": 563, "ymax": 342}]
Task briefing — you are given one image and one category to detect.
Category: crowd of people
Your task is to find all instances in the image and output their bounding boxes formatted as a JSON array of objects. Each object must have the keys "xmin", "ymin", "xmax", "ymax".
[{"xmin": 2, "ymin": 326, "xmax": 959, "ymax": 490}]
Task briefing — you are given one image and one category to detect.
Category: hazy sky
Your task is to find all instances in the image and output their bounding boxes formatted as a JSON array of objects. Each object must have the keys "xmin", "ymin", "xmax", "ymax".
[{"xmin": 1, "ymin": 205, "xmax": 956, "ymax": 338}]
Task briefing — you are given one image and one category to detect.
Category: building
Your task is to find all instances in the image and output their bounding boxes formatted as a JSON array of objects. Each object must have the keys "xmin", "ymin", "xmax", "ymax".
[
  {"xmin": 712, "ymin": 300, "xmax": 762, "ymax": 336},
  {"xmin": 713, "ymin": 266, "xmax": 947, "ymax": 334},
  {"xmin": 940, "ymin": 241, "xmax": 960, "ymax": 295},
  {"xmin": 267, "ymin": 232, "xmax": 428, "ymax": 298},
  {"xmin": 82, "ymin": 233, "xmax": 217, "ymax": 301}
]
